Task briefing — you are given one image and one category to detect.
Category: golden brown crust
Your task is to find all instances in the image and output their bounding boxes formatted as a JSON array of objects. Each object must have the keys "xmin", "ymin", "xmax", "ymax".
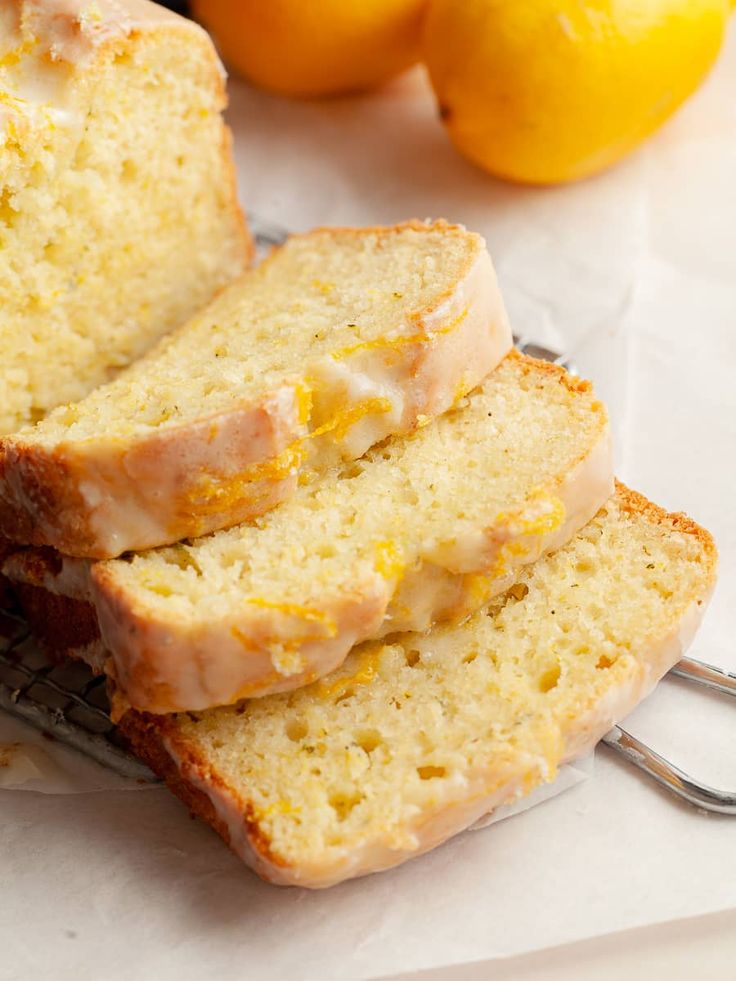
[
  {"xmin": 0, "ymin": 542, "xmax": 101, "ymax": 659},
  {"xmin": 0, "ymin": 537, "xmax": 16, "ymax": 608},
  {"xmin": 0, "ymin": 544, "xmax": 102, "ymax": 661},
  {"xmin": 13, "ymin": 582, "xmax": 100, "ymax": 664},
  {"xmin": 613, "ymin": 480, "xmax": 718, "ymax": 561},
  {"xmin": 118, "ymin": 709, "xmax": 282, "ymax": 874},
  {"xmin": 0, "ymin": 398, "xmax": 297, "ymax": 557},
  {"xmin": 285, "ymin": 217, "xmax": 467, "ymax": 244},
  {"xmin": 0, "ymin": 447, "xmax": 96, "ymax": 553},
  {"xmin": 507, "ymin": 347, "xmax": 596, "ymax": 396},
  {"xmin": 118, "ymin": 710, "xmax": 239, "ymax": 850}
]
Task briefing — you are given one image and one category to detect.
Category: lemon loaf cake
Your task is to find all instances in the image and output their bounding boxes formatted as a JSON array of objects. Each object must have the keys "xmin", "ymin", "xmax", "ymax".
[
  {"xmin": 0, "ymin": 0, "xmax": 250, "ymax": 437},
  {"xmin": 117, "ymin": 485, "xmax": 717, "ymax": 887},
  {"xmin": 0, "ymin": 220, "xmax": 511, "ymax": 558},
  {"xmin": 5, "ymin": 354, "xmax": 614, "ymax": 714}
]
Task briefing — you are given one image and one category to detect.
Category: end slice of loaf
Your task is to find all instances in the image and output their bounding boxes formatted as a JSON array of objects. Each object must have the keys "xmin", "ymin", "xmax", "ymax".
[
  {"xmin": 0, "ymin": 0, "xmax": 250, "ymax": 436},
  {"xmin": 38, "ymin": 353, "xmax": 615, "ymax": 715},
  {"xmin": 118, "ymin": 485, "xmax": 717, "ymax": 888},
  {"xmin": 0, "ymin": 220, "xmax": 511, "ymax": 558}
]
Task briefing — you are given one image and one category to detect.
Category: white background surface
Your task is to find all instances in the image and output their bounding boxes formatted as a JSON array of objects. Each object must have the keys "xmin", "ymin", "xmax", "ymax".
[{"xmin": 2, "ymin": 22, "xmax": 736, "ymax": 981}]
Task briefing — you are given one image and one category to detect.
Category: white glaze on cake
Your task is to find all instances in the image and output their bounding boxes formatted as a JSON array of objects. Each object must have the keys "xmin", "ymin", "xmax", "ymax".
[{"xmin": 92, "ymin": 415, "xmax": 613, "ymax": 715}]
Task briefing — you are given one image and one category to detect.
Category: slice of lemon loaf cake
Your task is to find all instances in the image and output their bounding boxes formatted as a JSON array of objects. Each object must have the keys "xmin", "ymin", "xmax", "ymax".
[
  {"xmin": 0, "ymin": 0, "xmax": 250, "ymax": 436},
  {"xmin": 5, "ymin": 353, "xmax": 613, "ymax": 715},
  {"xmin": 0, "ymin": 221, "xmax": 511, "ymax": 558},
  {"xmin": 119, "ymin": 485, "xmax": 717, "ymax": 888}
]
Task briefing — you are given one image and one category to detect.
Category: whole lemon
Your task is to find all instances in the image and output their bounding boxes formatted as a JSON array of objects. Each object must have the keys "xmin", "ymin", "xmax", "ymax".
[
  {"xmin": 193, "ymin": 0, "xmax": 427, "ymax": 99},
  {"xmin": 423, "ymin": 0, "xmax": 732, "ymax": 184}
]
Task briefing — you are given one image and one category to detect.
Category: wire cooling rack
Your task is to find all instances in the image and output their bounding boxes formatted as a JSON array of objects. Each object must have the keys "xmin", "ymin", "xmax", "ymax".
[
  {"xmin": 1, "ymin": 216, "xmax": 733, "ymax": 809},
  {"xmin": 0, "ymin": 602, "xmax": 155, "ymax": 780}
]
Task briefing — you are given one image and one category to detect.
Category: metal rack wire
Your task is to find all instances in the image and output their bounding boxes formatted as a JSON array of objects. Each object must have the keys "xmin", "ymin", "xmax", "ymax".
[{"xmin": 0, "ymin": 602, "xmax": 155, "ymax": 781}]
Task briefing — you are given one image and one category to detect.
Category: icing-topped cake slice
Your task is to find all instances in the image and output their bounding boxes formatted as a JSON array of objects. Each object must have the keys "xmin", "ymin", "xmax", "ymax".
[
  {"xmin": 0, "ymin": 0, "xmax": 250, "ymax": 435},
  {"xmin": 0, "ymin": 221, "xmax": 511, "ymax": 557}
]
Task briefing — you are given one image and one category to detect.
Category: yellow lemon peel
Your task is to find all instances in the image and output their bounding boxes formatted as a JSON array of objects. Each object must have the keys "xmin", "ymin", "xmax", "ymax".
[
  {"xmin": 242, "ymin": 598, "xmax": 338, "ymax": 639},
  {"xmin": 332, "ymin": 307, "xmax": 468, "ymax": 360},
  {"xmin": 181, "ymin": 395, "xmax": 393, "ymax": 518},
  {"xmin": 318, "ymin": 645, "xmax": 385, "ymax": 701}
]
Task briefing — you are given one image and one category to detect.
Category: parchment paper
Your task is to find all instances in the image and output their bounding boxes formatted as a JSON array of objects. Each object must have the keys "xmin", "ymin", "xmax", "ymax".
[{"xmin": 1, "ymin": 24, "xmax": 735, "ymax": 981}]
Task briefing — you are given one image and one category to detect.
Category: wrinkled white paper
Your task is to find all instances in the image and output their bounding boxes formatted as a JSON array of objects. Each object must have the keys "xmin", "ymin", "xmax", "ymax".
[
  {"xmin": 0, "ymin": 712, "xmax": 155, "ymax": 794},
  {"xmin": 1, "ymin": 25, "xmax": 735, "ymax": 981}
]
